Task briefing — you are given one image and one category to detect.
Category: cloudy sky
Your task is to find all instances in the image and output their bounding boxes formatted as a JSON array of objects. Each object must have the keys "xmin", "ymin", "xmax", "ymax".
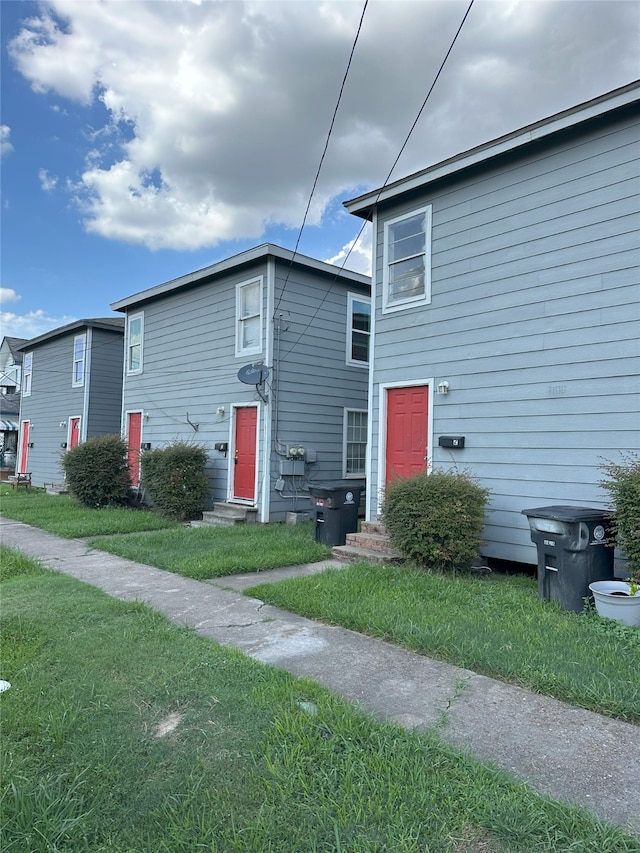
[{"xmin": 1, "ymin": 0, "xmax": 638, "ymax": 340}]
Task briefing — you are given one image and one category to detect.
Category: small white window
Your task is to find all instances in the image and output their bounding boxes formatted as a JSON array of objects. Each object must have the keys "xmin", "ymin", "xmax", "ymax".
[
  {"xmin": 23, "ymin": 352, "xmax": 33, "ymax": 396},
  {"xmin": 343, "ymin": 409, "xmax": 368, "ymax": 477},
  {"xmin": 236, "ymin": 278, "xmax": 262, "ymax": 357},
  {"xmin": 347, "ymin": 293, "xmax": 371, "ymax": 367},
  {"xmin": 383, "ymin": 206, "xmax": 432, "ymax": 312},
  {"xmin": 127, "ymin": 313, "xmax": 144, "ymax": 374},
  {"xmin": 72, "ymin": 334, "xmax": 86, "ymax": 387}
]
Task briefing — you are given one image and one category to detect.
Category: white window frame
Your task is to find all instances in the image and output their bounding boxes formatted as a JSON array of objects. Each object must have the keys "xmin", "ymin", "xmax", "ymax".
[
  {"xmin": 126, "ymin": 312, "xmax": 144, "ymax": 375},
  {"xmin": 343, "ymin": 408, "xmax": 368, "ymax": 478},
  {"xmin": 382, "ymin": 205, "xmax": 432, "ymax": 313},
  {"xmin": 346, "ymin": 293, "xmax": 371, "ymax": 368},
  {"xmin": 22, "ymin": 352, "xmax": 32, "ymax": 396},
  {"xmin": 236, "ymin": 277, "xmax": 263, "ymax": 358},
  {"xmin": 72, "ymin": 334, "xmax": 86, "ymax": 387}
]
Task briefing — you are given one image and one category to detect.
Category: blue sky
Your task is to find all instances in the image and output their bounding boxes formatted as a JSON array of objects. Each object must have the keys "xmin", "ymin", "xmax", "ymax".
[{"xmin": 2, "ymin": 0, "xmax": 639, "ymax": 341}]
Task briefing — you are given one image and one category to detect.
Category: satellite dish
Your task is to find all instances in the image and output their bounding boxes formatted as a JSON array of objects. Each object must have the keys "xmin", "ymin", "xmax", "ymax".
[{"xmin": 237, "ymin": 364, "xmax": 270, "ymax": 385}]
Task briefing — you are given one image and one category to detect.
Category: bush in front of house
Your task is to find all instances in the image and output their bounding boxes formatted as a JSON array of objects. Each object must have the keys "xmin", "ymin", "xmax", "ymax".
[
  {"xmin": 141, "ymin": 442, "xmax": 209, "ymax": 520},
  {"xmin": 600, "ymin": 452, "xmax": 640, "ymax": 579},
  {"xmin": 381, "ymin": 468, "xmax": 490, "ymax": 572},
  {"xmin": 61, "ymin": 434, "xmax": 131, "ymax": 508}
]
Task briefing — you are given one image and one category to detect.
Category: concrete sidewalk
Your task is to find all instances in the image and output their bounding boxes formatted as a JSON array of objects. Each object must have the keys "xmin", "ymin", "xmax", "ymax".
[{"xmin": 2, "ymin": 516, "xmax": 639, "ymax": 835}]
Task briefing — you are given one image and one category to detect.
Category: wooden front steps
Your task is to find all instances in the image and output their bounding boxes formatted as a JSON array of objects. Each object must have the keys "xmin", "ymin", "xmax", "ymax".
[
  {"xmin": 191, "ymin": 503, "xmax": 258, "ymax": 527},
  {"xmin": 332, "ymin": 521, "xmax": 403, "ymax": 564}
]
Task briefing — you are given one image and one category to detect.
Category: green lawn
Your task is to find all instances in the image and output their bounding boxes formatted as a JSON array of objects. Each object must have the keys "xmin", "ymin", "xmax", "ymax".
[
  {"xmin": 247, "ymin": 562, "xmax": 640, "ymax": 723},
  {"xmin": 2, "ymin": 546, "xmax": 636, "ymax": 853}
]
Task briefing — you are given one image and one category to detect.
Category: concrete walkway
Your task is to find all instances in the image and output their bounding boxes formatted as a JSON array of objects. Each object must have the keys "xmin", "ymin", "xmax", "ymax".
[{"xmin": 2, "ymin": 516, "xmax": 639, "ymax": 836}]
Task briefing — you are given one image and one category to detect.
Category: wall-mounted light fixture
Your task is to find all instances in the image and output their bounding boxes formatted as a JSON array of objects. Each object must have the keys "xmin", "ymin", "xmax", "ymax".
[
  {"xmin": 437, "ymin": 381, "xmax": 450, "ymax": 396},
  {"xmin": 59, "ymin": 421, "xmax": 67, "ymax": 428},
  {"xmin": 216, "ymin": 406, "xmax": 225, "ymax": 416},
  {"xmin": 143, "ymin": 412, "xmax": 150, "ymax": 421}
]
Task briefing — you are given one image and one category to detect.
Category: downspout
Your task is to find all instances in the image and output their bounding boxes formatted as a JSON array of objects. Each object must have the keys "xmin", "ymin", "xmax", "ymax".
[
  {"xmin": 366, "ymin": 210, "xmax": 377, "ymax": 522},
  {"xmin": 262, "ymin": 257, "xmax": 276, "ymax": 523},
  {"xmin": 82, "ymin": 327, "xmax": 92, "ymax": 440}
]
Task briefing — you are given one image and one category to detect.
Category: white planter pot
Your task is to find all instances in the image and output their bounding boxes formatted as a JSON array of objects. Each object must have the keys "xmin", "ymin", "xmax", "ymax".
[{"xmin": 589, "ymin": 581, "xmax": 640, "ymax": 627}]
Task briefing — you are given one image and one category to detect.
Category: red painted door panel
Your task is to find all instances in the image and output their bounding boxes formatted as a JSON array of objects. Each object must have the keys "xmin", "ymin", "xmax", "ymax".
[
  {"xmin": 19, "ymin": 421, "xmax": 30, "ymax": 472},
  {"xmin": 127, "ymin": 412, "xmax": 142, "ymax": 488},
  {"xmin": 69, "ymin": 417, "xmax": 81, "ymax": 449},
  {"xmin": 233, "ymin": 407, "xmax": 257, "ymax": 501},
  {"xmin": 385, "ymin": 385, "xmax": 429, "ymax": 483}
]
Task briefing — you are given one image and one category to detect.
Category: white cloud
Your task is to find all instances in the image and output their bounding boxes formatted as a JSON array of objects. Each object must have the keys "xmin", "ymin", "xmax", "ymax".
[
  {"xmin": 39, "ymin": 168, "xmax": 58, "ymax": 192},
  {"xmin": 0, "ymin": 125, "xmax": 13, "ymax": 158},
  {"xmin": 0, "ymin": 288, "xmax": 21, "ymax": 305},
  {"xmin": 8, "ymin": 1, "xmax": 640, "ymax": 252},
  {"xmin": 325, "ymin": 226, "xmax": 372, "ymax": 277},
  {"xmin": 0, "ymin": 309, "xmax": 77, "ymax": 340}
]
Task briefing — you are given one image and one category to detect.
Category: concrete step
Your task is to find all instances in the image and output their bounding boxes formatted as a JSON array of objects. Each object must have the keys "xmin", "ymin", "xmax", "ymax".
[
  {"xmin": 332, "ymin": 543, "xmax": 403, "ymax": 564},
  {"xmin": 191, "ymin": 503, "xmax": 257, "ymax": 527},
  {"xmin": 360, "ymin": 520, "xmax": 388, "ymax": 536}
]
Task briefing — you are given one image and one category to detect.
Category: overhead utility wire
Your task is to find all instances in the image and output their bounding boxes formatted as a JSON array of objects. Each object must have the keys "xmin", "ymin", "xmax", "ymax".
[
  {"xmin": 280, "ymin": 0, "xmax": 475, "ymax": 360},
  {"xmin": 273, "ymin": 0, "xmax": 369, "ymax": 317}
]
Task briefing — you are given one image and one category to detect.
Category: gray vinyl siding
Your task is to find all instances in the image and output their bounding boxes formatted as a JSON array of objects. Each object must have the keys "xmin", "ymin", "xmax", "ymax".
[
  {"xmin": 120, "ymin": 254, "xmax": 370, "ymax": 520},
  {"xmin": 369, "ymin": 110, "xmax": 640, "ymax": 566},
  {"xmin": 86, "ymin": 329, "xmax": 124, "ymax": 437},
  {"xmin": 17, "ymin": 327, "xmax": 124, "ymax": 486}
]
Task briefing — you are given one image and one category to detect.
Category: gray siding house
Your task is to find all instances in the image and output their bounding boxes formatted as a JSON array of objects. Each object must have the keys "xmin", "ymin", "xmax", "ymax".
[
  {"xmin": 111, "ymin": 244, "xmax": 371, "ymax": 521},
  {"xmin": 344, "ymin": 81, "xmax": 640, "ymax": 567},
  {"xmin": 17, "ymin": 319, "xmax": 125, "ymax": 485}
]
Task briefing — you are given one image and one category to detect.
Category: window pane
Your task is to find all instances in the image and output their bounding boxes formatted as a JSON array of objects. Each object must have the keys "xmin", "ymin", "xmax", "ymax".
[
  {"xmin": 388, "ymin": 256, "xmax": 425, "ymax": 302},
  {"xmin": 352, "ymin": 300, "xmax": 370, "ymax": 332},
  {"xmin": 242, "ymin": 315, "xmax": 260, "ymax": 349},
  {"xmin": 129, "ymin": 344, "xmax": 141, "ymax": 372},
  {"xmin": 129, "ymin": 318, "xmax": 141, "ymax": 346},
  {"xmin": 346, "ymin": 411, "xmax": 367, "ymax": 475},
  {"xmin": 388, "ymin": 214, "xmax": 425, "ymax": 262},
  {"xmin": 351, "ymin": 331, "xmax": 369, "ymax": 363},
  {"xmin": 241, "ymin": 282, "xmax": 260, "ymax": 317}
]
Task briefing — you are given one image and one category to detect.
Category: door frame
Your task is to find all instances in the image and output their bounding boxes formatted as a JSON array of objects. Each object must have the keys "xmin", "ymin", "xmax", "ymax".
[
  {"xmin": 68, "ymin": 415, "xmax": 82, "ymax": 449},
  {"xmin": 376, "ymin": 378, "xmax": 434, "ymax": 516},
  {"xmin": 18, "ymin": 419, "xmax": 30, "ymax": 473},
  {"xmin": 229, "ymin": 402, "xmax": 260, "ymax": 505}
]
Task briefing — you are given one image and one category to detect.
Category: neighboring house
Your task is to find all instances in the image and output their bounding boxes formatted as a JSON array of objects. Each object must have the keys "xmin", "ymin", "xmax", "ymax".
[
  {"xmin": 344, "ymin": 81, "xmax": 640, "ymax": 567},
  {"xmin": 0, "ymin": 337, "xmax": 28, "ymax": 473},
  {"xmin": 17, "ymin": 319, "xmax": 125, "ymax": 485},
  {"xmin": 110, "ymin": 243, "xmax": 371, "ymax": 521}
]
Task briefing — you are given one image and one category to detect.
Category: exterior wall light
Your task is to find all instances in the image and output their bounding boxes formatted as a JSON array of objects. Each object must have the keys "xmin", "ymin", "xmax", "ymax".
[{"xmin": 437, "ymin": 381, "xmax": 450, "ymax": 396}]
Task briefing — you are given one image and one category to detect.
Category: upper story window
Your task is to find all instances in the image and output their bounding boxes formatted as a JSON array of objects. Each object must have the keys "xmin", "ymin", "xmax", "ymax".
[
  {"xmin": 127, "ymin": 313, "xmax": 144, "ymax": 374},
  {"xmin": 343, "ymin": 408, "xmax": 368, "ymax": 478},
  {"xmin": 72, "ymin": 334, "xmax": 86, "ymax": 387},
  {"xmin": 347, "ymin": 293, "xmax": 371, "ymax": 367},
  {"xmin": 23, "ymin": 352, "xmax": 32, "ymax": 396},
  {"xmin": 383, "ymin": 205, "xmax": 432, "ymax": 312},
  {"xmin": 236, "ymin": 277, "xmax": 262, "ymax": 357}
]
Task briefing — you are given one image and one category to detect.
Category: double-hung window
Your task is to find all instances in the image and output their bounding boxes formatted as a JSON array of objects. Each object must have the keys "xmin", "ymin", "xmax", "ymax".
[
  {"xmin": 23, "ymin": 352, "xmax": 33, "ymax": 396},
  {"xmin": 72, "ymin": 334, "xmax": 86, "ymax": 387},
  {"xmin": 236, "ymin": 277, "xmax": 262, "ymax": 357},
  {"xmin": 343, "ymin": 409, "xmax": 368, "ymax": 478},
  {"xmin": 383, "ymin": 205, "xmax": 432, "ymax": 312},
  {"xmin": 127, "ymin": 313, "xmax": 143, "ymax": 374},
  {"xmin": 347, "ymin": 293, "xmax": 371, "ymax": 367}
]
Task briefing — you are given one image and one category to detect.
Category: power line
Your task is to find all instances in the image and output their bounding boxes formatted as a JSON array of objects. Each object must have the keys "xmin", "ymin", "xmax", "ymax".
[
  {"xmin": 273, "ymin": 0, "xmax": 370, "ymax": 317},
  {"xmin": 280, "ymin": 0, "xmax": 475, "ymax": 361}
]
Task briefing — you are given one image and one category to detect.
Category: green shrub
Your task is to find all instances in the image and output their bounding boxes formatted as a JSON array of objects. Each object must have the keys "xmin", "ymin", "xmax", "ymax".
[
  {"xmin": 140, "ymin": 442, "xmax": 209, "ymax": 520},
  {"xmin": 381, "ymin": 468, "xmax": 490, "ymax": 572},
  {"xmin": 600, "ymin": 452, "xmax": 640, "ymax": 580},
  {"xmin": 60, "ymin": 434, "xmax": 131, "ymax": 508}
]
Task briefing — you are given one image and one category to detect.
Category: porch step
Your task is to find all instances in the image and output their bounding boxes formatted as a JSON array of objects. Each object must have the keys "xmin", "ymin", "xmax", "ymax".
[
  {"xmin": 44, "ymin": 482, "xmax": 69, "ymax": 495},
  {"xmin": 332, "ymin": 521, "xmax": 403, "ymax": 564},
  {"xmin": 191, "ymin": 503, "xmax": 257, "ymax": 527}
]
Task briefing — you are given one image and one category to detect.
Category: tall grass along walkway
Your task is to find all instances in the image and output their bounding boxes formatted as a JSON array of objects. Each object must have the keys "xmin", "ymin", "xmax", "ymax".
[{"xmin": 2, "ymin": 516, "xmax": 639, "ymax": 837}]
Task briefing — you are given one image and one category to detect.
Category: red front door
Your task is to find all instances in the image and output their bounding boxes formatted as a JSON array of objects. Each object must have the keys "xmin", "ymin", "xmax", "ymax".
[
  {"xmin": 69, "ymin": 417, "xmax": 81, "ymax": 449},
  {"xmin": 385, "ymin": 385, "xmax": 429, "ymax": 484},
  {"xmin": 127, "ymin": 412, "xmax": 142, "ymax": 488},
  {"xmin": 19, "ymin": 420, "xmax": 30, "ymax": 472},
  {"xmin": 233, "ymin": 407, "xmax": 257, "ymax": 501}
]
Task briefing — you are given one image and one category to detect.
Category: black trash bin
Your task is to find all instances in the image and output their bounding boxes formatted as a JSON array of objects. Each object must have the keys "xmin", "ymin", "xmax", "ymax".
[
  {"xmin": 309, "ymin": 481, "xmax": 364, "ymax": 546},
  {"xmin": 522, "ymin": 505, "xmax": 615, "ymax": 613}
]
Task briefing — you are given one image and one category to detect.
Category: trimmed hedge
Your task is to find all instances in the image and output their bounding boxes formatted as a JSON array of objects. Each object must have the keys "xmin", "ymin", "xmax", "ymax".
[
  {"xmin": 600, "ymin": 452, "xmax": 640, "ymax": 578},
  {"xmin": 381, "ymin": 468, "xmax": 490, "ymax": 572},
  {"xmin": 141, "ymin": 442, "xmax": 209, "ymax": 520},
  {"xmin": 61, "ymin": 434, "xmax": 131, "ymax": 508}
]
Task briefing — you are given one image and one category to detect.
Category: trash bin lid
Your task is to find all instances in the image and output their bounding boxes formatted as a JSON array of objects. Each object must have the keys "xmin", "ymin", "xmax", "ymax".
[
  {"xmin": 309, "ymin": 481, "xmax": 364, "ymax": 497},
  {"xmin": 521, "ymin": 505, "xmax": 611, "ymax": 523}
]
